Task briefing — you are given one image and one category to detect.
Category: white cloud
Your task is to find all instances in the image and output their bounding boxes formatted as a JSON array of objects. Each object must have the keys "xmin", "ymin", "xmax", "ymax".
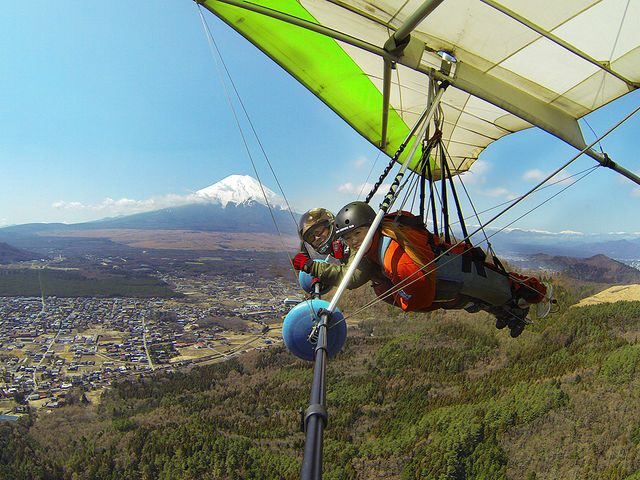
[
  {"xmin": 337, "ymin": 182, "xmax": 356, "ymax": 193},
  {"xmin": 52, "ymin": 193, "xmax": 204, "ymax": 216},
  {"xmin": 524, "ymin": 228, "xmax": 554, "ymax": 235},
  {"xmin": 352, "ymin": 156, "xmax": 369, "ymax": 169},
  {"xmin": 522, "ymin": 169, "xmax": 546, "ymax": 182},
  {"xmin": 631, "ymin": 186, "xmax": 640, "ymax": 198},
  {"xmin": 478, "ymin": 187, "xmax": 511, "ymax": 198},
  {"xmin": 337, "ymin": 182, "xmax": 390, "ymax": 197},
  {"xmin": 52, "ymin": 201, "xmax": 82, "ymax": 209},
  {"xmin": 523, "ymin": 168, "xmax": 574, "ymax": 186},
  {"xmin": 460, "ymin": 160, "xmax": 489, "ymax": 186}
]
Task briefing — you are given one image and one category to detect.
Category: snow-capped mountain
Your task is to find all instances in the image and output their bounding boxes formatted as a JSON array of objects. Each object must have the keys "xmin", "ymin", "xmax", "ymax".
[
  {"xmin": 195, "ymin": 175, "xmax": 287, "ymax": 209},
  {"xmin": 0, "ymin": 175, "xmax": 298, "ymax": 241}
]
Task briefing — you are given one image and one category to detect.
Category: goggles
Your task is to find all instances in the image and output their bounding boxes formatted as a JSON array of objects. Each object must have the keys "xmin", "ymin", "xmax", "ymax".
[{"xmin": 303, "ymin": 221, "xmax": 330, "ymax": 247}]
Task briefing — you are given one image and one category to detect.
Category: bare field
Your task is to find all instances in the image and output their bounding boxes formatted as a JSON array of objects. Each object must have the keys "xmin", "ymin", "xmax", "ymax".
[
  {"xmin": 44, "ymin": 229, "xmax": 298, "ymax": 251},
  {"xmin": 575, "ymin": 284, "xmax": 640, "ymax": 306}
]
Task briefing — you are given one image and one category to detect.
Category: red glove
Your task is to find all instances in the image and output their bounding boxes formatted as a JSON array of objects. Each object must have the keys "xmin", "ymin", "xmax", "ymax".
[{"xmin": 293, "ymin": 252, "xmax": 312, "ymax": 272}]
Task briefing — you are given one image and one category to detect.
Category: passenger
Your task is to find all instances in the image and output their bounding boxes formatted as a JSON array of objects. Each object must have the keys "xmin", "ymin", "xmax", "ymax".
[{"xmin": 297, "ymin": 208, "xmax": 348, "ymax": 261}]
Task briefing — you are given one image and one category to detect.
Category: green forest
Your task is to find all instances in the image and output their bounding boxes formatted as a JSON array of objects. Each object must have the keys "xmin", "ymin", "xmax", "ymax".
[
  {"xmin": 0, "ymin": 269, "xmax": 180, "ymax": 298},
  {"xmin": 2, "ymin": 281, "xmax": 640, "ymax": 479}
]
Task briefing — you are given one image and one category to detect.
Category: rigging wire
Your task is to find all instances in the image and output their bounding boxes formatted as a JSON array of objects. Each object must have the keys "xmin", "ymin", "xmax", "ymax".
[
  {"xmin": 592, "ymin": 0, "xmax": 631, "ymax": 110},
  {"xmin": 396, "ymin": 168, "xmax": 423, "ymax": 214},
  {"xmin": 197, "ymin": 5, "xmax": 318, "ymax": 323},
  {"xmin": 197, "ymin": 6, "xmax": 300, "ymax": 260},
  {"xmin": 454, "ymin": 172, "xmax": 497, "ymax": 257},
  {"xmin": 357, "ymin": 150, "xmax": 383, "ymax": 201},
  {"xmin": 481, "ymin": 166, "xmax": 600, "ymax": 245},
  {"xmin": 336, "ymin": 161, "xmax": 598, "ymax": 322},
  {"xmin": 335, "ymin": 164, "xmax": 600, "ymax": 325},
  {"xmin": 329, "ymin": 103, "xmax": 640, "ymax": 324},
  {"xmin": 450, "ymin": 165, "xmax": 601, "ymax": 229},
  {"xmin": 439, "ymin": 137, "xmax": 499, "ymax": 252},
  {"xmin": 582, "ymin": 118, "xmax": 606, "ymax": 156},
  {"xmin": 450, "ymin": 102, "xmax": 639, "ymax": 233},
  {"xmin": 196, "ymin": 7, "xmax": 334, "ymax": 327}
]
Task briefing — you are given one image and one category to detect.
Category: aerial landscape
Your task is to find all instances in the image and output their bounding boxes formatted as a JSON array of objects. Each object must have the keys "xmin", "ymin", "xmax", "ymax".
[
  {"xmin": 2, "ymin": 175, "xmax": 640, "ymax": 479},
  {"xmin": 2, "ymin": 1, "xmax": 640, "ymax": 480}
]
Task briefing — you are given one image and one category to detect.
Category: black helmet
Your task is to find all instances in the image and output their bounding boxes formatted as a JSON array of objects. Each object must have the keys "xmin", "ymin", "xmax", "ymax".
[
  {"xmin": 335, "ymin": 201, "xmax": 376, "ymax": 236},
  {"xmin": 298, "ymin": 208, "xmax": 336, "ymax": 255}
]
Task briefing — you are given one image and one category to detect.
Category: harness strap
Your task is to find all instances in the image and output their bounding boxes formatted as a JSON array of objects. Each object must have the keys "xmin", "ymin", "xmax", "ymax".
[{"xmin": 462, "ymin": 247, "xmax": 489, "ymax": 278}]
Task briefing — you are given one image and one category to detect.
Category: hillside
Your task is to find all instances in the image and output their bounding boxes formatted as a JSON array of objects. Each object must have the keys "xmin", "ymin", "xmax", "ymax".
[
  {"xmin": 492, "ymin": 230, "xmax": 640, "ymax": 261},
  {"xmin": 0, "ymin": 242, "xmax": 37, "ymax": 264},
  {"xmin": 0, "ymin": 202, "xmax": 299, "ymax": 254},
  {"xmin": 529, "ymin": 253, "xmax": 640, "ymax": 284},
  {"xmin": 576, "ymin": 284, "xmax": 640, "ymax": 307},
  {"xmin": 0, "ymin": 175, "xmax": 299, "ymax": 254},
  {"xmin": 77, "ymin": 201, "xmax": 297, "ymax": 235},
  {"xmin": 3, "ymin": 281, "xmax": 640, "ymax": 479}
]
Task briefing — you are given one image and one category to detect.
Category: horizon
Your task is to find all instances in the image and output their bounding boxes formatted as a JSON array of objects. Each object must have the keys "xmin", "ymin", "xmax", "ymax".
[
  {"xmin": 1, "ymin": 172, "xmax": 639, "ymax": 242},
  {"xmin": 1, "ymin": 2, "xmax": 639, "ymax": 235}
]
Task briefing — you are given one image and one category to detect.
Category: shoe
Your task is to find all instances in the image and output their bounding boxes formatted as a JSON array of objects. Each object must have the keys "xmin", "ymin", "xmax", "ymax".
[
  {"xmin": 536, "ymin": 282, "xmax": 554, "ymax": 319},
  {"xmin": 506, "ymin": 305, "xmax": 529, "ymax": 337},
  {"xmin": 495, "ymin": 316, "xmax": 508, "ymax": 329},
  {"xmin": 509, "ymin": 320, "xmax": 525, "ymax": 338},
  {"xmin": 493, "ymin": 304, "xmax": 528, "ymax": 334}
]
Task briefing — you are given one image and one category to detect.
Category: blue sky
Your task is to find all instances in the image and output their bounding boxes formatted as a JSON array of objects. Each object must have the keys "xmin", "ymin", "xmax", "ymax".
[{"xmin": 1, "ymin": 1, "xmax": 639, "ymax": 236}]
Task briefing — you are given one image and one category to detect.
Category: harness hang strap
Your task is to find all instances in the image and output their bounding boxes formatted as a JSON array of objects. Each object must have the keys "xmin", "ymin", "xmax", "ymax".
[
  {"xmin": 419, "ymin": 146, "xmax": 427, "ymax": 227},
  {"xmin": 418, "ymin": 132, "xmax": 438, "ymax": 228},
  {"xmin": 440, "ymin": 141, "xmax": 451, "ymax": 244},
  {"xmin": 425, "ymin": 147, "xmax": 438, "ymax": 236},
  {"xmin": 442, "ymin": 141, "xmax": 470, "ymax": 244}
]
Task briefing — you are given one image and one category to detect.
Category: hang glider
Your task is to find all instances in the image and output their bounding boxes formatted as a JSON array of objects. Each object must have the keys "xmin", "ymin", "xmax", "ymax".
[
  {"xmin": 195, "ymin": 2, "xmax": 639, "ymax": 478},
  {"xmin": 198, "ymin": 0, "xmax": 639, "ymax": 180}
]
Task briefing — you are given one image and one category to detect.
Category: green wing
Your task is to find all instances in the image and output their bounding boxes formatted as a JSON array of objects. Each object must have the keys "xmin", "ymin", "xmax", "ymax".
[{"xmin": 200, "ymin": 0, "xmax": 640, "ymax": 177}]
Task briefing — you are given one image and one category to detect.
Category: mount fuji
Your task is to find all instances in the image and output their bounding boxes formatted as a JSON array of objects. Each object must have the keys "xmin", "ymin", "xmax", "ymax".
[
  {"xmin": 75, "ymin": 175, "xmax": 297, "ymax": 234},
  {"xmin": 194, "ymin": 175, "xmax": 288, "ymax": 209}
]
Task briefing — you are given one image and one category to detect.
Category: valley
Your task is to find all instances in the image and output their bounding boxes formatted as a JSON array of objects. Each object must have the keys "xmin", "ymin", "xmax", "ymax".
[
  {"xmin": 0, "ymin": 249, "xmax": 299, "ymax": 418},
  {"xmin": 44, "ymin": 228, "xmax": 299, "ymax": 251}
]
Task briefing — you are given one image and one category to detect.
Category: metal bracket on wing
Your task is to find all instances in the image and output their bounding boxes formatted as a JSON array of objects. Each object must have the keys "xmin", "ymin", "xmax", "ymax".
[{"xmin": 380, "ymin": 0, "xmax": 445, "ymax": 149}]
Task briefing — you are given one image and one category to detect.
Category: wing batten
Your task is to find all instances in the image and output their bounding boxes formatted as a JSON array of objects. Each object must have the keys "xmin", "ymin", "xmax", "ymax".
[{"xmin": 480, "ymin": 0, "xmax": 638, "ymax": 90}]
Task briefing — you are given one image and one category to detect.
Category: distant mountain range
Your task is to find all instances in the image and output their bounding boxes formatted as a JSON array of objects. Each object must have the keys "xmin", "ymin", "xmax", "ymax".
[
  {"xmin": 77, "ymin": 201, "xmax": 295, "ymax": 234},
  {"xmin": 524, "ymin": 254, "xmax": 640, "ymax": 284},
  {"xmin": 486, "ymin": 228, "xmax": 640, "ymax": 261},
  {"xmin": 0, "ymin": 174, "xmax": 638, "ymax": 265},
  {"xmin": 2, "ymin": 175, "xmax": 296, "ymax": 236}
]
